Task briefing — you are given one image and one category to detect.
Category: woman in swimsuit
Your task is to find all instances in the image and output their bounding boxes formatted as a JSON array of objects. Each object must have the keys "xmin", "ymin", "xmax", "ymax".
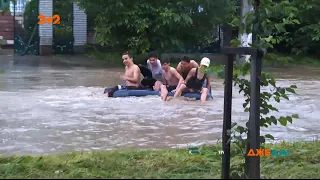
[{"xmin": 173, "ymin": 57, "xmax": 211, "ymax": 102}]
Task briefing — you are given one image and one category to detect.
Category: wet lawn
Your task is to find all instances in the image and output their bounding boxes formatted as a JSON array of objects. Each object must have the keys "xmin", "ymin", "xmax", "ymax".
[{"xmin": 0, "ymin": 141, "xmax": 319, "ymax": 179}]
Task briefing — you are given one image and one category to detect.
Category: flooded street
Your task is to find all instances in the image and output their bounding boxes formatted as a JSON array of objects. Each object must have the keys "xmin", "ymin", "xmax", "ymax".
[{"xmin": 0, "ymin": 56, "xmax": 319, "ymax": 155}]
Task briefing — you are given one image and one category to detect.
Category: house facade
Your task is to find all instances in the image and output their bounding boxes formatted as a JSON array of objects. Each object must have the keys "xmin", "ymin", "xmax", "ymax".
[{"xmin": 0, "ymin": 0, "xmax": 88, "ymax": 55}]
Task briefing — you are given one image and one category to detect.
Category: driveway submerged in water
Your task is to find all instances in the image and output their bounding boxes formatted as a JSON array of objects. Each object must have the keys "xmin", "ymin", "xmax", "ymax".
[{"xmin": 0, "ymin": 56, "xmax": 319, "ymax": 155}]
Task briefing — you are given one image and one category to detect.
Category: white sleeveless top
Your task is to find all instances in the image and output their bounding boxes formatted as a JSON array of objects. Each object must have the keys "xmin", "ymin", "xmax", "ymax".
[{"xmin": 147, "ymin": 59, "xmax": 165, "ymax": 83}]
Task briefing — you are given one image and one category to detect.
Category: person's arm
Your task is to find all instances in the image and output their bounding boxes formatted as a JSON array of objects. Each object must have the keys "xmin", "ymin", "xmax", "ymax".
[
  {"xmin": 171, "ymin": 68, "xmax": 184, "ymax": 88},
  {"xmin": 126, "ymin": 66, "xmax": 141, "ymax": 83},
  {"xmin": 184, "ymin": 68, "xmax": 196, "ymax": 84},
  {"xmin": 176, "ymin": 62, "xmax": 182, "ymax": 73},
  {"xmin": 162, "ymin": 72, "xmax": 168, "ymax": 85},
  {"xmin": 206, "ymin": 75, "xmax": 211, "ymax": 88}
]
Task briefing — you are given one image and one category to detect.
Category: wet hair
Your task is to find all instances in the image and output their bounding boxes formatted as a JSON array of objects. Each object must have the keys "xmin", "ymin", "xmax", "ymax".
[
  {"xmin": 148, "ymin": 51, "xmax": 158, "ymax": 59},
  {"xmin": 122, "ymin": 51, "xmax": 133, "ymax": 58},
  {"xmin": 162, "ymin": 57, "xmax": 171, "ymax": 64},
  {"xmin": 180, "ymin": 55, "xmax": 190, "ymax": 63}
]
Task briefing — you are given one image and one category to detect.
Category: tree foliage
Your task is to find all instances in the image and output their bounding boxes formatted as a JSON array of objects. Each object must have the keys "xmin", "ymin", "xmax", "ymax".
[
  {"xmin": 23, "ymin": 0, "xmax": 39, "ymax": 39},
  {"xmin": 280, "ymin": 0, "xmax": 320, "ymax": 55},
  {"xmin": 226, "ymin": 0, "xmax": 301, "ymax": 178},
  {"xmin": 76, "ymin": 0, "xmax": 233, "ymax": 54},
  {"xmin": 231, "ymin": 0, "xmax": 320, "ymax": 57}
]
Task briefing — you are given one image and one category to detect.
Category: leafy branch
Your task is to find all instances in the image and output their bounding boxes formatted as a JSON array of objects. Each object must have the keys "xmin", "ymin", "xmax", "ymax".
[{"xmin": 222, "ymin": 0, "xmax": 301, "ymax": 178}]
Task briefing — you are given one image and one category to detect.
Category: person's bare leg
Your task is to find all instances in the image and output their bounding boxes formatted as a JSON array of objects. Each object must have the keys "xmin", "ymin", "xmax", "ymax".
[
  {"xmin": 160, "ymin": 85, "xmax": 168, "ymax": 101},
  {"xmin": 174, "ymin": 84, "xmax": 187, "ymax": 98},
  {"xmin": 153, "ymin": 81, "xmax": 162, "ymax": 91},
  {"xmin": 200, "ymin": 88, "xmax": 209, "ymax": 102}
]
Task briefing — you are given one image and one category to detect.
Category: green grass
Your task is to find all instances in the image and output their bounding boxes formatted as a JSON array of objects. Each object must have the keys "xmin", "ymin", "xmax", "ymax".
[{"xmin": 0, "ymin": 141, "xmax": 319, "ymax": 179}]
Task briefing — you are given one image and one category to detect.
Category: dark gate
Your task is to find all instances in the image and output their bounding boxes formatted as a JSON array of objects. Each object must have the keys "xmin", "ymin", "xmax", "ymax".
[
  {"xmin": 13, "ymin": 0, "xmax": 40, "ymax": 55},
  {"xmin": 52, "ymin": 0, "xmax": 73, "ymax": 54}
]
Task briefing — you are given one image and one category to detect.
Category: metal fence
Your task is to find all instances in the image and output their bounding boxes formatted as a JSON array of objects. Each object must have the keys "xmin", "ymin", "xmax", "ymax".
[
  {"xmin": 9, "ymin": 0, "xmax": 75, "ymax": 55},
  {"xmin": 52, "ymin": 0, "xmax": 74, "ymax": 54},
  {"xmin": 12, "ymin": 0, "xmax": 40, "ymax": 55}
]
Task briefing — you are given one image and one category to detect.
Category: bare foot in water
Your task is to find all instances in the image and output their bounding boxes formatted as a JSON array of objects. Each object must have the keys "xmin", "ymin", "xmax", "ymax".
[
  {"xmin": 163, "ymin": 96, "xmax": 173, "ymax": 102},
  {"xmin": 161, "ymin": 94, "xmax": 168, "ymax": 101},
  {"xmin": 200, "ymin": 100, "xmax": 208, "ymax": 104}
]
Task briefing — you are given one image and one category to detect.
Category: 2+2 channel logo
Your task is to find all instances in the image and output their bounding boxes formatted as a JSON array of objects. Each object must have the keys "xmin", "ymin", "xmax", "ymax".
[
  {"xmin": 218, "ymin": 148, "xmax": 290, "ymax": 157},
  {"xmin": 37, "ymin": 14, "xmax": 61, "ymax": 25}
]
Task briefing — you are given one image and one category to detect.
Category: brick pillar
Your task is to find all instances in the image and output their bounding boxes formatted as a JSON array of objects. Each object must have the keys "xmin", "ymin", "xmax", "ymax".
[{"xmin": 0, "ymin": 13, "xmax": 14, "ymax": 46}]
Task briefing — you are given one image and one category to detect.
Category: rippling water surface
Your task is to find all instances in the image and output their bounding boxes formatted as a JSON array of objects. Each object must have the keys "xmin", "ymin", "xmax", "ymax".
[{"xmin": 0, "ymin": 58, "xmax": 319, "ymax": 155}]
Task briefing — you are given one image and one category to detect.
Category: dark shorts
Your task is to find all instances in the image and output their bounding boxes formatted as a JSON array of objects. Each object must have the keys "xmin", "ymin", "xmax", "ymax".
[
  {"xmin": 138, "ymin": 64, "xmax": 153, "ymax": 78},
  {"xmin": 166, "ymin": 85, "xmax": 177, "ymax": 92},
  {"xmin": 138, "ymin": 65, "xmax": 157, "ymax": 88},
  {"xmin": 184, "ymin": 88, "xmax": 202, "ymax": 93},
  {"xmin": 185, "ymin": 79, "xmax": 208, "ymax": 93},
  {"xmin": 140, "ymin": 77, "xmax": 157, "ymax": 88},
  {"xmin": 183, "ymin": 85, "xmax": 211, "ymax": 94}
]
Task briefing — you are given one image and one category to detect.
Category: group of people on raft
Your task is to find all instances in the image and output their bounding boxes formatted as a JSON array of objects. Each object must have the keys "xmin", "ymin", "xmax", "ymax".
[{"xmin": 105, "ymin": 51, "xmax": 212, "ymax": 102}]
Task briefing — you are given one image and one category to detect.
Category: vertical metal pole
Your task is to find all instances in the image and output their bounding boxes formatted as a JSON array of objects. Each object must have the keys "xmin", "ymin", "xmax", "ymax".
[
  {"xmin": 13, "ymin": 0, "xmax": 16, "ymax": 54},
  {"xmin": 221, "ymin": 54, "xmax": 234, "ymax": 179},
  {"xmin": 248, "ymin": 52, "xmax": 262, "ymax": 179},
  {"xmin": 247, "ymin": 0, "xmax": 262, "ymax": 178}
]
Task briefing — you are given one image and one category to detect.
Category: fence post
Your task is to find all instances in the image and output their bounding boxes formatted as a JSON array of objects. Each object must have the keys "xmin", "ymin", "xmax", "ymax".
[{"xmin": 221, "ymin": 54, "xmax": 234, "ymax": 179}]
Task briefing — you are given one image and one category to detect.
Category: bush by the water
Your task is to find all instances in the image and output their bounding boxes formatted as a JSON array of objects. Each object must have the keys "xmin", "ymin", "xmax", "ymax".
[{"xmin": 0, "ymin": 141, "xmax": 319, "ymax": 179}]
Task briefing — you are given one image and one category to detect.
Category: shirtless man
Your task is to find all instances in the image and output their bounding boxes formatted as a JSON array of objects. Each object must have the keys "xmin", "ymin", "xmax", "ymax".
[
  {"xmin": 159, "ymin": 58, "xmax": 185, "ymax": 101},
  {"xmin": 176, "ymin": 56, "xmax": 199, "ymax": 79},
  {"xmin": 174, "ymin": 57, "xmax": 211, "ymax": 102},
  {"xmin": 105, "ymin": 52, "xmax": 141, "ymax": 97}
]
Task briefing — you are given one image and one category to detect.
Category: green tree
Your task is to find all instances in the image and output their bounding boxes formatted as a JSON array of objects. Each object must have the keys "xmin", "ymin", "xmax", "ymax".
[
  {"xmin": 254, "ymin": 0, "xmax": 320, "ymax": 56},
  {"xmin": 23, "ymin": 0, "xmax": 39, "ymax": 40},
  {"xmin": 76, "ymin": 0, "xmax": 234, "ymax": 54},
  {"xmin": 225, "ymin": 0, "xmax": 300, "ymax": 178},
  {"xmin": 283, "ymin": 0, "xmax": 320, "ymax": 55}
]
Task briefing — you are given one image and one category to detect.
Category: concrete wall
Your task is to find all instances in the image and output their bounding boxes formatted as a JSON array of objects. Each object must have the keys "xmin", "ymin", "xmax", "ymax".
[
  {"xmin": 73, "ymin": 2, "xmax": 87, "ymax": 53},
  {"xmin": 39, "ymin": 0, "xmax": 53, "ymax": 55}
]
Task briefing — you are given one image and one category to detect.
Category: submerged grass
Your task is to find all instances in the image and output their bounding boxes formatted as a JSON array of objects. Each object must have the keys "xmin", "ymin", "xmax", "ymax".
[{"xmin": 0, "ymin": 141, "xmax": 319, "ymax": 179}]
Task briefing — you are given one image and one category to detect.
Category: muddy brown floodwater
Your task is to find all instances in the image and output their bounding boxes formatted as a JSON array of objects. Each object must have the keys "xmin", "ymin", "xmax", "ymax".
[{"xmin": 0, "ymin": 56, "xmax": 319, "ymax": 155}]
